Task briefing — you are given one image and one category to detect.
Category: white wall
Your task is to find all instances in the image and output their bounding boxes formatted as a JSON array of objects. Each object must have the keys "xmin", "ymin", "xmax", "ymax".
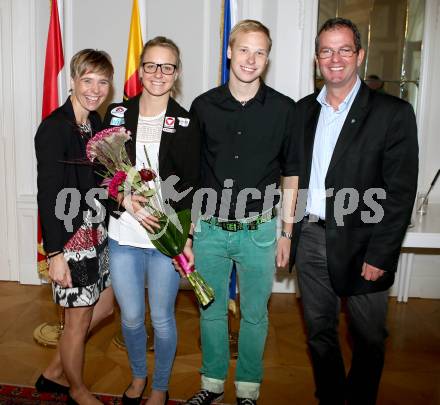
[
  {"xmin": 0, "ymin": 0, "xmax": 16, "ymax": 281},
  {"xmin": 64, "ymin": 0, "xmax": 316, "ymax": 109},
  {"xmin": 66, "ymin": 0, "xmax": 222, "ymax": 110},
  {"xmin": 408, "ymin": 0, "xmax": 440, "ymax": 297},
  {"xmin": 1, "ymin": 0, "xmax": 439, "ymax": 298},
  {"xmin": 0, "ymin": 0, "xmax": 42, "ymax": 283}
]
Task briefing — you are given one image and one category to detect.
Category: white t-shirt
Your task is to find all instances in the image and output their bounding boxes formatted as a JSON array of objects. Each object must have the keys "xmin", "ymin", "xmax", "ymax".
[{"xmin": 108, "ymin": 110, "xmax": 165, "ymax": 248}]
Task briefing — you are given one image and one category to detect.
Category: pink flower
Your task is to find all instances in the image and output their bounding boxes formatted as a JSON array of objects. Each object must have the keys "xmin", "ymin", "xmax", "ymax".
[
  {"xmin": 100, "ymin": 178, "xmax": 112, "ymax": 187},
  {"xmin": 108, "ymin": 170, "xmax": 127, "ymax": 198},
  {"xmin": 139, "ymin": 168, "xmax": 157, "ymax": 182}
]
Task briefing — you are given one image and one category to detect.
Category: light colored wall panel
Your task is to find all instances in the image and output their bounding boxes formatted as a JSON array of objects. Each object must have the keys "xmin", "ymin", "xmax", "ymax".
[
  {"xmin": 35, "ymin": 0, "xmax": 50, "ymax": 125},
  {"xmin": 17, "ymin": 201, "xmax": 40, "ymax": 284},
  {"xmin": 0, "ymin": 0, "xmax": 19, "ymax": 281},
  {"xmin": 11, "ymin": 1, "xmax": 39, "ymax": 198},
  {"xmin": 0, "ymin": 138, "xmax": 9, "ymax": 280},
  {"xmin": 146, "ymin": 0, "xmax": 204, "ymax": 108},
  {"xmin": 71, "ymin": 0, "xmax": 132, "ymax": 105},
  {"xmin": 268, "ymin": 0, "xmax": 318, "ymax": 100},
  {"xmin": 11, "ymin": 0, "xmax": 41, "ymax": 283},
  {"xmin": 409, "ymin": 255, "xmax": 440, "ymax": 298},
  {"xmin": 0, "ymin": 1, "xmax": 10, "ymax": 281},
  {"xmin": 201, "ymin": 0, "xmax": 222, "ymax": 92}
]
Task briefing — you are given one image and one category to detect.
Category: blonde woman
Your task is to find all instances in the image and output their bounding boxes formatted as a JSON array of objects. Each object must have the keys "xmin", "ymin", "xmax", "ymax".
[
  {"xmin": 35, "ymin": 49, "xmax": 114, "ymax": 405},
  {"xmin": 103, "ymin": 36, "xmax": 200, "ymax": 405}
]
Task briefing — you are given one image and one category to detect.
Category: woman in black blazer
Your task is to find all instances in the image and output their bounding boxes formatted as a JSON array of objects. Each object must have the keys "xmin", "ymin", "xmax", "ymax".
[
  {"xmin": 103, "ymin": 37, "xmax": 200, "ymax": 405},
  {"xmin": 35, "ymin": 49, "xmax": 114, "ymax": 405}
]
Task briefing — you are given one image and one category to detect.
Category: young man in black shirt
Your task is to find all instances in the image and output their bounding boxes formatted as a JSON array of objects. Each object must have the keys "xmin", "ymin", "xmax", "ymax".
[{"xmin": 184, "ymin": 20, "xmax": 298, "ymax": 405}]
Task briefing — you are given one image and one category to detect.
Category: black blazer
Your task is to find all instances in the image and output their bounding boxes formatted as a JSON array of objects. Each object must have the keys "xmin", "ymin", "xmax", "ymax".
[
  {"xmin": 35, "ymin": 98, "xmax": 102, "ymax": 253},
  {"xmin": 103, "ymin": 95, "xmax": 200, "ymax": 216},
  {"xmin": 291, "ymin": 82, "xmax": 419, "ymax": 295}
]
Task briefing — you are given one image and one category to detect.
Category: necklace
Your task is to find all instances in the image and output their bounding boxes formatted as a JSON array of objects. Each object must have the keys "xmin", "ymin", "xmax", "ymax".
[{"xmin": 77, "ymin": 121, "xmax": 92, "ymax": 135}]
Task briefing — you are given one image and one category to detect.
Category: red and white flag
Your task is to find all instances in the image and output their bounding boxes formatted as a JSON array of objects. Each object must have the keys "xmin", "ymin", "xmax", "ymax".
[
  {"xmin": 41, "ymin": 0, "xmax": 65, "ymax": 119},
  {"xmin": 38, "ymin": 0, "xmax": 65, "ymax": 276}
]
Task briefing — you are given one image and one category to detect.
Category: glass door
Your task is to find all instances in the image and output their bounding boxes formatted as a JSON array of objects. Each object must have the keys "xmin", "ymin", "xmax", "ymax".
[{"xmin": 316, "ymin": 0, "xmax": 425, "ymax": 113}]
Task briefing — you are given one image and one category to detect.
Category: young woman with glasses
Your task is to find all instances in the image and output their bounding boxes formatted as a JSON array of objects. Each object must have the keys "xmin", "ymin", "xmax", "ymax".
[{"xmin": 103, "ymin": 36, "xmax": 200, "ymax": 405}]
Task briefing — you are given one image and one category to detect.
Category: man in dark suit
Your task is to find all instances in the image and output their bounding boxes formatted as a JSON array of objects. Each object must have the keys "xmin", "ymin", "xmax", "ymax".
[{"xmin": 291, "ymin": 18, "xmax": 418, "ymax": 405}]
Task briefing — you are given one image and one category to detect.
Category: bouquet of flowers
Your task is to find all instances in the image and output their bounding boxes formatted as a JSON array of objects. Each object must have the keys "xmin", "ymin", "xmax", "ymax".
[{"xmin": 86, "ymin": 126, "xmax": 214, "ymax": 307}]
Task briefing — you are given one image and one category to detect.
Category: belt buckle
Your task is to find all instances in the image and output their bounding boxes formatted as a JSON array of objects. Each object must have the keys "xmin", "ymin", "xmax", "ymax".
[
  {"xmin": 247, "ymin": 221, "xmax": 258, "ymax": 230},
  {"xmin": 308, "ymin": 214, "xmax": 319, "ymax": 223},
  {"xmin": 223, "ymin": 221, "xmax": 240, "ymax": 232},
  {"xmin": 308, "ymin": 214, "xmax": 326, "ymax": 228}
]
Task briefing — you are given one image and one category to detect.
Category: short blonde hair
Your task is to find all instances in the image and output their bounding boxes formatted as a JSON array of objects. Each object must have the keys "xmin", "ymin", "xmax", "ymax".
[
  {"xmin": 229, "ymin": 19, "xmax": 272, "ymax": 53},
  {"xmin": 70, "ymin": 49, "xmax": 114, "ymax": 80}
]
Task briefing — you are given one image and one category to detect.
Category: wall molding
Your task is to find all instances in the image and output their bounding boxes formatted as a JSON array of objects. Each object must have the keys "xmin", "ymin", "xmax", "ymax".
[
  {"xmin": 11, "ymin": 0, "xmax": 43, "ymax": 283},
  {"xmin": 202, "ymin": 0, "xmax": 211, "ymax": 92},
  {"xmin": 298, "ymin": 0, "xmax": 318, "ymax": 99},
  {"xmin": 63, "ymin": 0, "xmax": 73, "ymax": 92},
  {"xmin": 17, "ymin": 207, "xmax": 41, "ymax": 285},
  {"xmin": 297, "ymin": 0, "xmax": 304, "ymax": 30},
  {"xmin": 436, "ymin": 0, "xmax": 440, "ymax": 28},
  {"xmin": 0, "ymin": 1, "xmax": 12, "ymax": 281},
  {"xmin": 5, "ymin": 0, "xmax": 20, "ymax": 281}
]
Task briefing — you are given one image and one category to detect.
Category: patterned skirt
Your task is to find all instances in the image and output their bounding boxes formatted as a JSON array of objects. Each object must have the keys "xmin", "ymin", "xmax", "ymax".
[{"xmin": 52, "ymin": 207, "xmax": 111, "ymax": 308}]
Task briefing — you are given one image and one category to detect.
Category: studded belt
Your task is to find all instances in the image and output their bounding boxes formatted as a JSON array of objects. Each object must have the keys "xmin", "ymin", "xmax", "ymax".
[{"xmin": 202, "ymin": 208, "xmax": 276, "ymax": 232}]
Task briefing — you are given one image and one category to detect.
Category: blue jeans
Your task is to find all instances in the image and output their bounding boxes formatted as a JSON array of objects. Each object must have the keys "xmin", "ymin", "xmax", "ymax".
[
  {"xmin": 109, "ymin": 238, "xmax": 180, "ymax": 391},
  {"xmin": 193, "ymin": 218, "xmax": 277, "ymax": 400}
]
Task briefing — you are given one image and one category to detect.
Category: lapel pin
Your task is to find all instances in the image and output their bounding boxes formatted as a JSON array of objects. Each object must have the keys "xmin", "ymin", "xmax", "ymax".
[
  {"xmin": 110, "ymin": 106, "xmax": 127, "ymax": 117},
  {"xmin": 351, "ymin": 118, "xmax": 356, "ymax": 124}
]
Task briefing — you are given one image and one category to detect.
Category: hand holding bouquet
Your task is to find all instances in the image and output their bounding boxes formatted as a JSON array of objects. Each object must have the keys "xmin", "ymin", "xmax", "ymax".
[{"xmin": 87, "ymin": 126, "xmax": 214, "ymax": 306}]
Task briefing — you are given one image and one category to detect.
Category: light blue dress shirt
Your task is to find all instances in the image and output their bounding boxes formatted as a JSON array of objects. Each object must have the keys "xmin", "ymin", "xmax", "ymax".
[{"xmin": 306, "ymin": 76, "xmax": 361, "ymax": 219}]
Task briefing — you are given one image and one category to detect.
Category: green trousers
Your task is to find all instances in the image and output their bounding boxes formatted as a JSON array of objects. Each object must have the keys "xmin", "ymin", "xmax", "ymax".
[{"xmin": 193, "ymin": 218, "xmax": 277, "ymax": 395}]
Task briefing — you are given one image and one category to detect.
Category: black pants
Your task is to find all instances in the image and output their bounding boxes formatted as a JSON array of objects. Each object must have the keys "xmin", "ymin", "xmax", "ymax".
[{"xmin": 295, "ymin": 220, "xmax": 389, "ymax": 405}]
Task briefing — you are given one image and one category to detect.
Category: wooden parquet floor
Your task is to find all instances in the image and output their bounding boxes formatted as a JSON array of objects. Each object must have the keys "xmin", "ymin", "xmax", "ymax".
[{"xmin": 0, "ymin": 281, "xmax": 439, "ymax": 404}]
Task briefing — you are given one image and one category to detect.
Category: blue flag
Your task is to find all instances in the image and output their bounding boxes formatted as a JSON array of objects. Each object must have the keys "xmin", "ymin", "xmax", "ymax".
[{"xmin": 221, "ymin": 0, "xmax": 232, "ymax": 84}]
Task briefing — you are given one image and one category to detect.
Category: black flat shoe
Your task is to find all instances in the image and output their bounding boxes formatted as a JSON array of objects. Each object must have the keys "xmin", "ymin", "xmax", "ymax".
[
  {"xmin": 35, "ymin": 374, "xmax": 69, "ymax": 395},
  {"xmin": 122, "ymin": 379, "xmax": 148, "ymax": 405}
]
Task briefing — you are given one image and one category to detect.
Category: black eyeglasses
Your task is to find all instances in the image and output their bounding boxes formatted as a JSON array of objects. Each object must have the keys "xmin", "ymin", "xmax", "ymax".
[
  {"xmin": 142, "ymin": 62, "xmax": 177, "ymax": 75},
  {"xmin": 318, "ymin": 47, "xmax": 357, "ymax": 59}
]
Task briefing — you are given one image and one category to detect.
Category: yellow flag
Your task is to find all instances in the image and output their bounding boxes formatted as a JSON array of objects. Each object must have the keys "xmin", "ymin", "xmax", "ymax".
[{"xmin": 124, "ymin": 0, "xmax": 143, "ymax": 100}]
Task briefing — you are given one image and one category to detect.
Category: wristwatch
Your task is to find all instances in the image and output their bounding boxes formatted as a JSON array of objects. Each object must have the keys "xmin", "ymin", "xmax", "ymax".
[{"xmin": 280, "ymin": 230, "xmax": 293, "ymax": 240}]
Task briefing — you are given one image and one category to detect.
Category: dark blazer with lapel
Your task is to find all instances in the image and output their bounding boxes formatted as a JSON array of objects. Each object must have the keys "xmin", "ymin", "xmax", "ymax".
[
  {"xmin": 35, "ymin": 97, "xmax": 102, "ymax": 253},
  {"xmin": 291, "ymin": 82, "xmax": 418, "ymax": 296},
  {"xmin": 103, "ymin": 95, "xmax": 200, "ymax": 217}
]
